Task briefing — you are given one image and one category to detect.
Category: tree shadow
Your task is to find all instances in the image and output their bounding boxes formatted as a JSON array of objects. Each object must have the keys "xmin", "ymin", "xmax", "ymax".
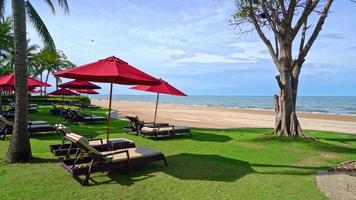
[
  {"xmin": 71, "ymin": 153, "xmax": 341, "ymax": 186},
  {"xmin": 143, "ymin": 130, "xmax": 233, "ymax": 142},
  {"xmin": 162, "ymin": 153, "xmax": 254, "ymax": 181},
  {"xmin": 190, "ymin": 131, "xmax": 233, "ymax": 142},
  {"xmin": 246, "ymin": 135, "xmax": 356, "ymax": 155},
  {"xmin": 31, "ymin": 156, "xmax": 58, "ymax": 164}
]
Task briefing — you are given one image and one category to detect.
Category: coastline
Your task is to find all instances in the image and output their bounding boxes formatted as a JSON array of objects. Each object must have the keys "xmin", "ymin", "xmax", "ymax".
[{"xmin": 92, "ymin": 99, "xmax": 356, "ymax": 134}]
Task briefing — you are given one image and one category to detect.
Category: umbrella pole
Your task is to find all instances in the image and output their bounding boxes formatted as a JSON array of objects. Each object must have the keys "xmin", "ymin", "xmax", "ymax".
[
  {"xmin": 106, "ymin": 83, "xmax": 113, "ymax": 142},
  {"xmin": 153, "ymin": 93, "xmax": 160, "ymax": 126},
  {"xmin": 78, "ymin": 94, "xmax": 81, "ymax": 109}
]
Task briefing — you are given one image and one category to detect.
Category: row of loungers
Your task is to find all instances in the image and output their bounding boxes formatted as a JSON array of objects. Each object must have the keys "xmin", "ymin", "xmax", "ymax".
[
  {"xmin": 124, "ymin": 115, "xmax": 192, "ymax": 139},
  {"xmin": 50, "ymin": 104, "xmax": 107, "ymax": 124},
  {"xmin": 50, "ymin": 125, "xmax": 167, "ymax": 185},
  {"xmin": 0, "ymin": 115, "xmax": 56, "ymax": 139},
  {"xmin": 9, "ymin": 102, "xmax": 38, "ymax": 112}
]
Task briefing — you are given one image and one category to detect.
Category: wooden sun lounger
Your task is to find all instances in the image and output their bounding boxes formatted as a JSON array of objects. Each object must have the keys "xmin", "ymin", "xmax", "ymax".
[
  {"xmin": 9, "ymin": 102, "xmax": 38, "ymax": 112},
  {"xmin": 139, "ymin": 125, "xmax": 192, "ymax": 139},
  {"xmin": 123, "ymin": 115, "xmax": 169, "ymax": 135},
  {"xmin": 50, "ymin": 104, "xmax": 65, "ymax": 115},
  {"xmin": 0, "ymin": 115, "xmax": 56, "ymax": 139},
  {"xmin": 60, "ymin": 133, "xmax": 167, "ymax": 185},
  {"xmin": 50, "ymin": 124, "xmax": 136, "ymax": 157},
  {"xmin": 69, "ymin": 110, "xmax": 107, "ymax": 124}
]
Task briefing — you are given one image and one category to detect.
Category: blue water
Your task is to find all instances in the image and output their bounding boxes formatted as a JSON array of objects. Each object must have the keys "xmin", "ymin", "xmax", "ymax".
[{"xmin": 91, "ymin": 95, "xmax": 356, "ymax": 116}]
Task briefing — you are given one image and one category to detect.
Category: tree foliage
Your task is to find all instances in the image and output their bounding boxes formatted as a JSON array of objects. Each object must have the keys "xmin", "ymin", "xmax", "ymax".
[{"xmin": 0, "ymin": 0, "xmax": 69, "ymax": 51}]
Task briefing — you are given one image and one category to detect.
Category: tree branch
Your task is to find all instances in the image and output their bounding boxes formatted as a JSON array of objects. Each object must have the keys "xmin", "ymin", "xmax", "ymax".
[
  {"xmin": 248, "ymin": 1, "xmax": 281, "ymax": 67},
  {"xmin": 261, "ymin": 0, "xmax": 280, "ymax": 37},
  {"xmin": 287, "ymin": 0, "xmax": 297, "ymax": 24},
  {"xmin": 277, "ymin": 0, "xmax": 287, "ymax": 17},
  {"xmin": 291, "ymin": 0, "xmax": 319, "ymax": 39},
  {"xmin": 299, "ymin": 0, "xmax": 334, "ymax": 61}
]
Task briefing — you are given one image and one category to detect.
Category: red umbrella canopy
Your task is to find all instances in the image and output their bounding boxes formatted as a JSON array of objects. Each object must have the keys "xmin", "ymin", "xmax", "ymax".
[
  {"xmin": 73, "ymin": 88, "xmax": 99, "ymax": 94},
  {"xmin": 54, "ymin": 56, "xmax": 159, "ymax": 85},
  {"xmin": 0, "ymin": 72, "xmax": 51, "ymax": 88},
  {"xmin": 58, "ymin": 79, "xmax": 101, "ymax": 89},
  {"xmin": 130, "ymin": 79, "xmax": 187, "ymax": 96},
  {"xmin": 31, "ymin": 88, "xmax": 45, "ymax": 94},
  {"xmin": 48, "ymin": 88, "xmax": 78, "ymax": 96}
]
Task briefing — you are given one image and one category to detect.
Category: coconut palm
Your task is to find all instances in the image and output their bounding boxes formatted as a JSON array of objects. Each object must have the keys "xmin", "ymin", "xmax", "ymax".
[
  {"xmin": 0, "ymin": 17, "xmax": 13, "ymax": 59},
  {"xmin": 32, "ymin": 47, "xmax": 74, "ymax": 93},
  {"xmin": 2, "ymin": 0, "xmax": 69, "ymax": 163},
  {"xmin": 2, "ymin": 39, "xmax": 39, "ymax": 71}
]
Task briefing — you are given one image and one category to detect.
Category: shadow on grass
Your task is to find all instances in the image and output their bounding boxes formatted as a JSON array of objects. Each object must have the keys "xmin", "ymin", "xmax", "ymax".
[
  {"xmin": 247, "ymin": 135, "xmax": 356, "ymax": 155},
  {"xmin": 84, "ymin": 153, "xmax": 331, "ymax": 186},
  {"xmin": 87, "ymin": 153, "xmax": 254, "ymax": 186},
  {"xmin": 31, "ymin": 156, "xmax": 58, "ymax": 164},
  {"xmin": 142, "ymin": 131, "xmax": 233, "ymax": 142}
]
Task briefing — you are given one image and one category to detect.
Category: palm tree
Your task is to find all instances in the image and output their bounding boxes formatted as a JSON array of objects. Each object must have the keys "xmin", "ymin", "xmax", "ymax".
[
  {"xmin": 1, "ymin": 0, "xmax": 69, "ymax": 163},
  {"xmin": 32, "ymin": 47, "xmax": 74, "ymax": 93},
  {"xmin": 2, "ymin": 39, "xmax": 39, "ymax": 70},
  {"xmin": 0, "ymin": 17, "xmax": 13, "ymax": 59}
]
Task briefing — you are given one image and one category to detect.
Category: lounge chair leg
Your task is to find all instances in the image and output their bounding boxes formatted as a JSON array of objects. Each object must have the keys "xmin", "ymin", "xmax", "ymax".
[
  {"xmin": 163, "ymin": 157, "xmax": 168, "ymax": 167},
  {"xmin": 83, "ymin": 174, "xmax": 90, "ymax": 185}
]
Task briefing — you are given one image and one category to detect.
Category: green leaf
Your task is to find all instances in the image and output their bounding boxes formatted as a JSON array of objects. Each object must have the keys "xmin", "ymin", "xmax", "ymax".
[
  {"xmin": 42, "ymin": 0, "xmax": 56, "ymax": 14},
  {"xmin": 25, "ymin": 0, "xmax": 56, "ymax": 51}
]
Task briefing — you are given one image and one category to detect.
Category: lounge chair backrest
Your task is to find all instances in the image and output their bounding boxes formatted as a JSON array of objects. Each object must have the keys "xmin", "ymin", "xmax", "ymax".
[
  {"xmin": 0, "ymin": 115, "xmax": 11, "ymax": 126},
  {"xmin": 126, "ymin": 115, "xmax": 139, "ymax": 123},
  {"xmin": 54, "ymin": 124, "xmax": 71, "ymax": 136},
  {"xmin": 65, "ymin": 132, "xmax": 104, "ymax": 158},
  {"xmin": 52, "ymin": 104, "xmax": 58, "ymax": 109},
  {"xmin": 9, "ymin": 102, "xmax": 16, "ymax": 108}
]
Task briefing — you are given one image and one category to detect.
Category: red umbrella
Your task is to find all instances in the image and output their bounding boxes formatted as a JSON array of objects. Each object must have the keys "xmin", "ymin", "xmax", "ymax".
[
  {"xmin": 58, "ymin": 79, "xmax": 101, "ymax": 89},
  {"xmin": 54, "ymin": 56, "xmax": 159, "ymax": 85},
  {"xmin": 0, "ymin": 72, "xmax": 51, "ymax": 88},
  {"xmin": 48, "ymin": 88, "xmax": 78, "ymax": 96},
  {"xmin": 130, "ymin": 79, "xmax": 187, "ymax": 125},
  {"xmin": 54, "ymin": 56, "xmax": 159, "ymax": 141},
  {"xmin": 48, "ymin": 88, "xmax": 79, "ymax": 105},
  {"xmin": 73, "ymin": 89, "xmax": 99, "ymax": 94}
]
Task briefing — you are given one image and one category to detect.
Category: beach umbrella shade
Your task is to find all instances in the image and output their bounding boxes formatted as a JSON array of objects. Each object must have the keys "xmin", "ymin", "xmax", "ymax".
[
  {"xmin": 73, "ymin": 89, "xmax": 99, "ymax": 94},
  {"xmin": 48, "ymin": 88, "xmax": 79, "ymax": 104},
  {"xmin": 48, "ymin": 88, "xmax": 78, "ymax": 96},
  {"xmin": 54, "ymin": 56, "xmax": 159, "ymax": 141},
  {"xmin": 0, "ymin": 72, "xmax": 51, "ymax": 88},
  {"xmin": 130, "ymin": 79, "xmax": 187, "ymax": 125},
  {"xmin": 59, "ymin": 80, "xmax": 101, "ymax": 108},
  {"xmin": 58, "ymin": 79, "xmax": 101, "ymax": 89}
]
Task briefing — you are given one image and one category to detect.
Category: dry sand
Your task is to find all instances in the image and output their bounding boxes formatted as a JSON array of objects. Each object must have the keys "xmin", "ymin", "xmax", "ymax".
[
  {"xmin": 316, "ymin": 171, "xmax": 356, "ymax": 200},
  {"xmin": 92, "ymin": 99, "xmax": 356, "ymax": 134}
]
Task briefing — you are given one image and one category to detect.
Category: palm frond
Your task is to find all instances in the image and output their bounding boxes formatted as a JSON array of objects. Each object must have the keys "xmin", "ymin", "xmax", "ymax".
[
  {"xmin": 42, "ymin": 0, "xmax": 56, "ymax": 14},
  {"xmin": 57, "ymin": 0, "xmax": 69, "ymax": 14},
  {"xmin": 0, "ymin": 0, "xmax": 5, "ymax": 17},
  {"xmin": 25, "ymin": 1, "xmax": 56, "ymax": 50}
]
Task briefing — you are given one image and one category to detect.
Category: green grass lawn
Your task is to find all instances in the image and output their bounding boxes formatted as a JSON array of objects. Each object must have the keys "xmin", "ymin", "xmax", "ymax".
[{"xmin": 0, "ymin": 106, "xmax": 355, "ymax": 200}]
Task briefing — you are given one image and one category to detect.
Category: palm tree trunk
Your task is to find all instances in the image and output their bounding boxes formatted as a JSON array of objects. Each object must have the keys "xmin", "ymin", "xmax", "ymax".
[
  {"xmin": 0, "ymin": 89, "xmax": 3, "ymax": 115},
  {"xmin": 6, "ymin": 0, "xmax": 32, "ymax": 163},
  {"xmin": 44, "ymin": 70, "xmax": 50, "ymax": 94}
]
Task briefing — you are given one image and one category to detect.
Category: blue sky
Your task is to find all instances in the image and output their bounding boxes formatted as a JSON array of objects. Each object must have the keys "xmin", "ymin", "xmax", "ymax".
[{"xmin": 6, "ymin": 0, "xmax": 356, "ymax": 95}]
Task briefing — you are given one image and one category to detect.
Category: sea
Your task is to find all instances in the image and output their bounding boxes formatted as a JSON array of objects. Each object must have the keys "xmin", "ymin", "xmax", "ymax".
[{"xmin": 91, "ymin": 95, "xmax": 356, "ymax": 116}]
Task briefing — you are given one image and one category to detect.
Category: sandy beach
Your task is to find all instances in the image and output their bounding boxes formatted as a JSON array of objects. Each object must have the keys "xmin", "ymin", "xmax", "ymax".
[{"xmin": 92, "ymin": 99, "xmax": 356, "ymax": 134}]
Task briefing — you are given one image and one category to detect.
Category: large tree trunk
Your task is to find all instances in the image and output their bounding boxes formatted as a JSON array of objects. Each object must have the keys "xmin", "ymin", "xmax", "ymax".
[
  {"xmin": 5, "ymin": 0, "xmax": 32, "ymax": 163},
  {"xmin": 274, "ymin": 70, "xmax": 305, "ymax": 138}
]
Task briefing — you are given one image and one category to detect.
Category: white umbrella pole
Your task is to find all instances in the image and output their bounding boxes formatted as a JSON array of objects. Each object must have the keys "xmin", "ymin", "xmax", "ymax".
[
  {"xmin": 106, "ymin": 83, "xmax": 113, "ymax": 142},
  {"xmin": 153, "ymin": 93, "xmax": 160, "ymax": 126}
]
